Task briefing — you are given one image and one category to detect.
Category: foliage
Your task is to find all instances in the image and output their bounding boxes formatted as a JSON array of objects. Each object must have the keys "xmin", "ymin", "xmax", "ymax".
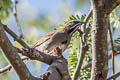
[
  {"xmin": 115, "ymin": 35, "xmax": 120, "ymax": 45},
  {"xmin": 23, "ymin": 15, "xmax": 51, "ymax": 32},
  {"xmin": 67, "ymin": 6, "xmax": 120, "ymax": 80},
  {"xmin": 0, "ymin": 0, "xmax": 11, "ymax": 23},
  {"xmin": 66, "ymin": 6, "xmax": 120, "ymax": 79},
  {"xmin": 0, "ymin": 0, "xmax": 120, "ymax": 80},
  {"xmin": 110, "ymin": 5, "xmax": 120, "ymax": 28},
  {"xmin": 59, "ymin": 14, "xmax": 92, "ymax": 79},
  {"xmin": 0, "ymin": 0, "xmax": 11, "ymax": 79}
]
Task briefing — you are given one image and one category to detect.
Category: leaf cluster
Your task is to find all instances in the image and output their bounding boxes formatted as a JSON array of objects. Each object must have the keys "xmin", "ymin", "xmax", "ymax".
[
  {"xmin": 59, "ymin": 14, "xmax": 92, "ymax": 79},
  {"xmin": 0, "ymin": 0, "xmax": 11, "ymax": 23}
]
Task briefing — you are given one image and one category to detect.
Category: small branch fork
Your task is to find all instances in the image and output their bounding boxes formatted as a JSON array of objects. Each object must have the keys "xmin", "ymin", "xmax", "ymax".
[
  {"xmin": 0, "ymin": 21, "xmax": 36, "ymax": 80},
  {"xmin": 72, "ymin": 14, "xmax": 120, "ymax": 80},
  {"xmin": 81, "ymin": 52, "xmax": 120, "ymax": 70},
  {"xmin": 72, "ymin": 8, "xmax": 92, "ymax": 80},
  {"xmin": 72, "ymin": 1, "xmax": 120, "ymax": 78},
  {"xmin": 0, "ymin": 56, "xmax": 29, "ymax": 73},
  {"xmin": 3, "ymin": 25, "xmax": 29, "ymax": 48},
  {"xmin": 1, "ymin": 1, "xmax": 119, "ymax": 79},
  {"xmin": 72, "ymin": 0, "xmax": 120, "ymax": 80},
  {"xmin": 0, "ymin": 22, "xmax": 70, "ymax": 80}
]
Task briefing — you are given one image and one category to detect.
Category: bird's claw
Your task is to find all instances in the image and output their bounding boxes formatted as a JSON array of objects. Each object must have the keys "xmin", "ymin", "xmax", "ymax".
[{"xmin": 22, "ymin": 47, "xmax": 34, "ymax": 53}]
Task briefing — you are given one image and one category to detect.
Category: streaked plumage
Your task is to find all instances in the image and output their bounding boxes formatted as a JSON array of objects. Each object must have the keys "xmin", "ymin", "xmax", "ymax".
[{"xmin": 32, "ymin": 20, "xmax": 84, "ymax": 56}]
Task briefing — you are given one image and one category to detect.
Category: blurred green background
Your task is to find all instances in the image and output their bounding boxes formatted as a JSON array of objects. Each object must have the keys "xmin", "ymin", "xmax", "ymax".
[{"xmin": 0, "ymin": 0, "xmax": 120, "ymax": 80}]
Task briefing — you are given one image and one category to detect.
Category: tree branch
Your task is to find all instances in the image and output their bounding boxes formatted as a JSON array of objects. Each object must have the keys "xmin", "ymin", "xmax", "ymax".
[
  {"xmin": 0, "ymin": 56, "xmax": 29, "ymax": 73},
  {"xmin": 12, "ymin": 0, "xmax": 24, "ymax": 38},
  {"xmin": 81, "ymin": 51, "xmax": 120, "ymax": 70},
  {"xmin": 3, "ymin": 24, "xmax": 29, "ymax": 48},
  {"xmin": 108, "ymin": 17, "xmax": 116, "ymax": 78},
  {"xmin": 90, "ymin": 0, "xmax": 109, "ymax": 79},
  {"xmin": 105, "ymin": 0, "xmax": 120, "ymax": 15},
  {"xmin": 18, "ymin": 48, "xmax": 61, "ymax": 65},
  {"xmin": 2, "ymin": 24, "xmax": 59, "ymax": 65},
  {"xmin": 0, "ymin": 21, "xmax": 39, "ymax": 80},
  {"xmin": 1, "ymin": 22, "xmax": 71, "ymax": 80},
  {"xmin": 107, "ymin": 72, "xmax": 120, "ymax": 80},
  {"xmin": 45, "ymin": 56, "xmax": 70, "ymax": 80},
  {"xmin": 18, "ymin": 48, "xmax": 70, "ymax": 80},
  {"xmin": 72, "ymin": 8, "xmax": 92, "ymax": 80}
]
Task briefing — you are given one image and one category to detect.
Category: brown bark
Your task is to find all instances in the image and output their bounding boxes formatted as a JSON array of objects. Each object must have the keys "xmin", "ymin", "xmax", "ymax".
[
  {"xmin": 0, "ymin": 0, "xmax": 120, "ymax": 80},
  {"xmin": 0, "ymin": 56, "xmax": 29, "ymax": 73},
  {"xmin": 0, "ymin": 22, "xmax": 38, "ymax": 80},
  {"xmin": 107, "ymin": 71, "xmax": 120, "ymax": 80},
  {"xmin": 91, "ymin": 0, "xmax": 108, "ymax": 80},
  {"xmin": 72, "ymin": 9, "xmax": 92, "ymax": 80},
  {"xmin": 0, "ymin": 22, "xmax": 70, "ymax": 80},
  {"xmin": 91, "ymin": 7, "xmax": 108, "ymax": 80},
  {"xmin": 91, "ymin": 0, "xmax": 120, "ymax": 80}
]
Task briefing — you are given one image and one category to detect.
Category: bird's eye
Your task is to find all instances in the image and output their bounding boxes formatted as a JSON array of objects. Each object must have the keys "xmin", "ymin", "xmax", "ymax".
[{"xmin": 61, "ymin": 40, "xmax": 67, "ymax": 44}]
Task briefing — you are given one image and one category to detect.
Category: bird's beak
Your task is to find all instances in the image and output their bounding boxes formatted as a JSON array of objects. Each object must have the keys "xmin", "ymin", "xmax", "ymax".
[{"xmin": 69, "ymin": 21, "xmax": 86, "ymax": 36}]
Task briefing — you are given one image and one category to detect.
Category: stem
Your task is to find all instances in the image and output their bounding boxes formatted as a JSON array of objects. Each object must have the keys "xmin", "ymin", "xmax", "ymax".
[{"xmin": 108, "ymin": 18, "xmax": 115, "ymax": 80}]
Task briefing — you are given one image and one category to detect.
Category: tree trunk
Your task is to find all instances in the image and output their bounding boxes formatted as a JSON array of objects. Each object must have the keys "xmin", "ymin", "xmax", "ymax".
[{"xmin": 91, "ymin": 0, "xmax": 108, "ymax": 80}]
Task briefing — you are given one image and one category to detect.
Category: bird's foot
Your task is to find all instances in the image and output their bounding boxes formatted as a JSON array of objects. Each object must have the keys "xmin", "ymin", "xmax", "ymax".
[
  {"xmin": 22, "ymin": 47, "xmax": 34, "ymax": 53},
  {"xmin": 56, "ymin": 47, "xmax": 62, "ymax": 55}
]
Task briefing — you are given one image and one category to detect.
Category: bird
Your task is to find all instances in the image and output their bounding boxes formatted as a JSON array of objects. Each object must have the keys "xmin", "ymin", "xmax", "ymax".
[{"xmin": 31, "ymin": 20, "xmax": 85, "ymax": 56}]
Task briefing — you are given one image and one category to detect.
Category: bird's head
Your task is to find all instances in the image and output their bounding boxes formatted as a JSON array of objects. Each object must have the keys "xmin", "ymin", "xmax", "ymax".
[
  {"xmin": 63, "ymin": 20, "xmax": 85, "ymax": 36},
  {"xmin": 47, "ymin": 20, "xmax": 85, "ymax": 53}
]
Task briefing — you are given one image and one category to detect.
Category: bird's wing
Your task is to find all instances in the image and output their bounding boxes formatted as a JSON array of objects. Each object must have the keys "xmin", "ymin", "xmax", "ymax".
[{"xmin": 32, "ymin": 30, "xmax": 56, "ymax": 48}]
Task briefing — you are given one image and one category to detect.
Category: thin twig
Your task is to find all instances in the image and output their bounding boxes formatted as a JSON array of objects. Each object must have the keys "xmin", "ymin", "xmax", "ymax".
[
  {"xmin": 108, "ymin": 17, "xmax": 116, "ymax": 79},
  {"xmin": 107, "ymin": 72, "xmax": 120, "ymax": 80},
  {"xmin": 0, "ymin": 21, "xmax": 42, "ymax": 80},
  {"xmin": 2, "ymin": 24, "xmax": 60, "ymax": 65},
  {"xmin": 81, "ymin": 51, "xmax": 120, "ymax": 70},
  {"xmin": 3, "ymin": 24, "xmax": 29, "ymax": 48},
  {"xmin": 72, "ymin": 8, "xmax": 92, "ymax": 80},
  {"xmin": 12, "ymin": 0, "xmax": 23, "ymax": 38},
  {"xmin": 0, "ymin": 56, "xmax": 29, "ymax": 73}
]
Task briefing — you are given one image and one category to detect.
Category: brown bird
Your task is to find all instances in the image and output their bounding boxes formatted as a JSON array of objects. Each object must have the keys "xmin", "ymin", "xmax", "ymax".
[{"xmin": 32, "ymin": 20, "xmax": 85, "ymax": 56}]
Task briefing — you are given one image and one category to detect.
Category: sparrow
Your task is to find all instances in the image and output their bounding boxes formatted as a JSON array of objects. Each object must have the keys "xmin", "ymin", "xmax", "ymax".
[{"xmin": 31, "ymin": 20, "xmax": 85, "ymax": 56}]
